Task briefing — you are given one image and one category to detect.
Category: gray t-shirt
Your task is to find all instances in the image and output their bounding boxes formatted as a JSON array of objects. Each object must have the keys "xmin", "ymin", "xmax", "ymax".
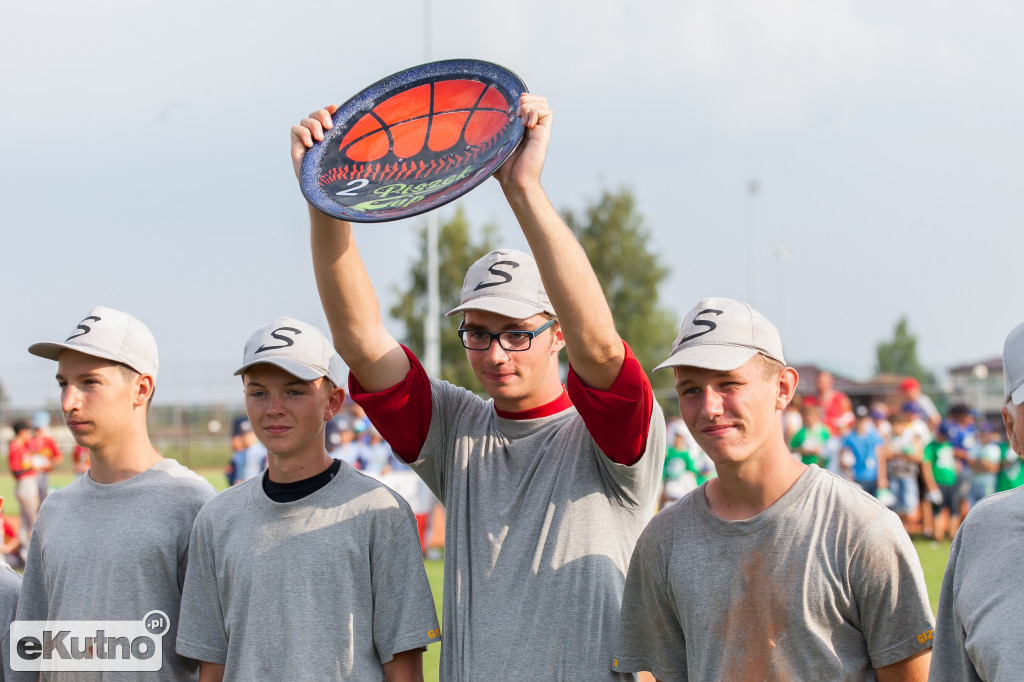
[
  {"xmin": 614, "ymin": 465, "xmax": 934, "ymax": 681},
  {"xmin": 0, "ymin": 562, "xmax": 34, "ymax": 682},
  {"xmin": 15, "ymin": 459, "xmax": 217, "ymax": 681},
  {"xmin": 413, "ymin": 378, "xmax": 665, "ymax": 681},
  {"xmin": 930, "ymin": 486, "xmax": 1024, "ymax": 681},
  {"xmin": 175, "ymin": 463, "xmax": 439, "ymax": 681}
]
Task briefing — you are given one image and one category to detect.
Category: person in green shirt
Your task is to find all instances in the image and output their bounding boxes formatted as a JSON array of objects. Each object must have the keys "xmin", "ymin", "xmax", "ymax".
[
  {"xmin": 789, "ymin": 404, "xmax": 832, "ymax": 467},
  {"xmin": 661, "ymin": 430, "xmax": 714, "ymax": 508},
  {"xmin": 923, "ymin": 433, "xmax": 959, "ymax": 541},
  {"xmin": 997, "ymin": 440, "xmax": 1024, "ymax": 491}
]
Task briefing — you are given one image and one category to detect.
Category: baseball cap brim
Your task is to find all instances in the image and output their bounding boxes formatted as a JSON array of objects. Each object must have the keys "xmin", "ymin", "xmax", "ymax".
[
  {"xmin": 653, "ymin": 345, "xmax": 759, "ymax": 373},
  {"xmin": 234, "ymin": 357, "xmax": 324, "ymax": 382},
  {"xmin": 446, "ymin": 296, "xmax": 548, "ymax": 320},
  {"xmin": 28, "ymin": 342, "xmax": 136, "ymax": 369},
  {"xmin": 28, "ymin": 342, "xmax": 77, "ymax": 361},
  {"xmin": 1012, "ymin": 384, "xmax": 1024, "ymax": 406}
]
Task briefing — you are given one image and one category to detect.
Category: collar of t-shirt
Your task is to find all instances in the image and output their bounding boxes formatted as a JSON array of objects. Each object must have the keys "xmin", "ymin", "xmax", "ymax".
[
  {"xmin": 262, "ymin": 459, "xmax": 342, "ymax": 503},
  {"xmin": 493, "ymin": 386, "xmax": 573, "ymax": 420}
]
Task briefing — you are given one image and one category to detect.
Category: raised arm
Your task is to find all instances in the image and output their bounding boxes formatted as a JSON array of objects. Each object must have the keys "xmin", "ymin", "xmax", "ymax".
[
  {"xmin": 493, "ymin": 95, "xmax": 624, "ymax": 390},
  {"xmin": 292, "ymin": 107, "xmax": 410, "ymax": 391}
]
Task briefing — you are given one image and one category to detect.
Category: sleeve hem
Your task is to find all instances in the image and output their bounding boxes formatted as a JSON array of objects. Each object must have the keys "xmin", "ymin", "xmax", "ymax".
[
  {"xmin": 377, "ymin": 634, "xmax": 440, "ymax": 665},
  {"xmin": 612, "ymin": 654, "xmax": 684, "ymax": 679},
  {"xmin": 175, "ymin": 640, "xmax": 228, "ymax": 666},
  {"xmin": 869, "ymin": 636, "xmax": 934, "ymax": 670},
  {"xmin": 567, "ymin": 340, "xmax": 654, "ymax": 465}
]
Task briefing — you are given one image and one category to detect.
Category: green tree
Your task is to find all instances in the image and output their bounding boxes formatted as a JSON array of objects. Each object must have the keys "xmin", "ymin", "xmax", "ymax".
[
  {"xmin": 875, "ymin": 316, "xmax": 935, "ymax": 384},
  {"xmin": 390, "ymin": 207, "xmax": 498, "ymax": 387},
  {"xmin": 563, "ymin": 187, "xmax": 677, "ymax": 386}
]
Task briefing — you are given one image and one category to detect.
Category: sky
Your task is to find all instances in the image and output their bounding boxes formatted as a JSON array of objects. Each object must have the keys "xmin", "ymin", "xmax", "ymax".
[{"xmin": 2, "ymin": 0, "xmax": 1022, "ymax": 409}]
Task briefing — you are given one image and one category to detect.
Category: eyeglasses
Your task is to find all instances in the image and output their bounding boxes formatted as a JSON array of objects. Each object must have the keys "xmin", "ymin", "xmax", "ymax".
[{"xmin": 457, "ymin": 319, "xmax": 557, "ymax": 352}]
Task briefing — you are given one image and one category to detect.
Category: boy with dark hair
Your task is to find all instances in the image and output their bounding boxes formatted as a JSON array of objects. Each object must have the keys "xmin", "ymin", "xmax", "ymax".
[{"xmin": 293, "ymin": 94, "xmax": 664, "ymax": 681}]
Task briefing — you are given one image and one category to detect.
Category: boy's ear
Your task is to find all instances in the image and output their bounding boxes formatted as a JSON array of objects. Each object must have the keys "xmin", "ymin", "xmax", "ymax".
[
  {"xmin": 133, "ymin": 374, "xmax": 155, "ymax": 408},
  {"xmin": 776, "ymin": 367, "xmax": 799, "ymax": 411},
  {"xmin": 325, "ymin": 386, "xmax": 346, "ymax": 421}
]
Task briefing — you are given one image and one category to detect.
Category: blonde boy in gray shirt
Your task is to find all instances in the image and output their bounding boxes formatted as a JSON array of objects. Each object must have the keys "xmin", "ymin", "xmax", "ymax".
[
  {"xmin": 615, "ymin": 299, "xmax": 934, "ymax": 681},
  {"xmin": 176, "ymin": 318, "xmax": 438, "ymax": 681}
]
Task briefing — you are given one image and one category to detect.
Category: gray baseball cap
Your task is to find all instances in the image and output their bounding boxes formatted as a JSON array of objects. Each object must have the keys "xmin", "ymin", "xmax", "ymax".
[
  {"xmin": 235, "ymin": 317, "xmax": 344, "ymax": 386},
  {"xmin": 654, "ymin": 297, "xmax": 785, "ymax": 373},
  {"xmin": 1003, "ymin": 320, "xmax": 1024, "ymax": 405},
  {"xmin": 446, "ymin": 249, "xmax": 555, "ymax": 320},
  {"xmin": 28, "ymin": 306, "xmax": 159, "ymax": 379}
]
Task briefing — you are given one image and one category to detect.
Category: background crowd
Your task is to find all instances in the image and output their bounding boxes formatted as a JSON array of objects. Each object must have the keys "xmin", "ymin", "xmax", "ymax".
[
  {"xmin": 3, "ymin": 413, "xmax": 89, "ymax": 568},
  {"xmin": 659, "ymin": 373, "xmax": 1021, "ymax": 542},
  {"xmin": 6, "ymin": 370, "xmax": 1019, "ymax": 564}
]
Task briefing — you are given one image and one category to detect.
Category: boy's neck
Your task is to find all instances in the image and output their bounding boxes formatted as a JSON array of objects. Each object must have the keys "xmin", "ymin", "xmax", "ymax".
[
  {"xmin": 268, "ymin": 450, "xmax": 335, "ymax": 484},
  {"xmin": 88, "ymin": 436, "xmax": 163, "ymax": 484},
  {"xmin": 706, "ymin": 442, "xmax": 807, "ymax": 521}
]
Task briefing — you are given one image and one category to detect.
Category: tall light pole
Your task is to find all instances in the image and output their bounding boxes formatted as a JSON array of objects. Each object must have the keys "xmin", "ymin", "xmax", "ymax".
[
  {"xmin": 423, "ymin": 0, "xmax": 441, "ymax": 378},
  {"xmin": 746, "ymin": 179, "xmax": 760, "ymax": 306},
  {"xmin": 774, "ymin": 243, "xmax": 792, "ymax": 341},
  {"xmin": 972, "ymin": 363, "xmax": 989, "ymax": 420}
]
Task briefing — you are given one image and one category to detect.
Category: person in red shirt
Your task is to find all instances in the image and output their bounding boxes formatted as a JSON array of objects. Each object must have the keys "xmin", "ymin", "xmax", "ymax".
[
  {"xmin": 7, "ymin": 420, "xmax": 38, "ymax": 565},
  {"xmin": 71, "ymin": 445, "xmax": 90, "ymax": 475},
  {"xmin": 816, "ymin": 370, "xmax": 854, "ymax": 435},
  {"xmin": 0, "ymin": 495, "xmax": 22, "ymax": 569},
  {"xmin": 28, "ymin": 411, "xmax": 63, "ymax": 501}
]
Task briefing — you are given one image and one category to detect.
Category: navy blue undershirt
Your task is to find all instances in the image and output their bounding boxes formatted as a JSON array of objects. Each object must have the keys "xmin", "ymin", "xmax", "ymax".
[{"xmin": 262, "ymin": 458, "xmax": 341, "ymax": 503}]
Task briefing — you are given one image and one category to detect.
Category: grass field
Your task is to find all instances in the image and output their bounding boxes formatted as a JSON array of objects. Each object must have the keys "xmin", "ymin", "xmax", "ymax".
[
  {"xmin": 912, "ymin": 536, "xmax": 952, "ymax": 614},
  {"xmin": 3, "ymin": 470, "xmax": 952, "ymax": 682},
  {"xmin": 423, "ymin": 558, "xmax": 444, "ymax": 679}
]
